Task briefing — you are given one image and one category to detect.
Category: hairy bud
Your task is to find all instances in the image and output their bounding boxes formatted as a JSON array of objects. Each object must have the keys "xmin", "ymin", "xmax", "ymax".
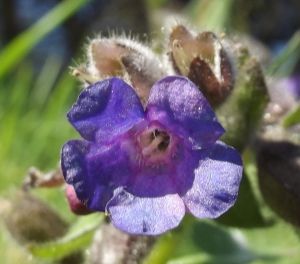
[
  {"xmin": 168, "ymin": 25, "xmax": 234, "ymax": 107},
  {"xmin": 74, "ymin": 37, "xmax": 166, "ymax": 106},
  {"xmin": 0, "ymin": 191, "xmax": 67, "ymax": 244},
  {"xmin": 256, "ymin": 139, "xmax": 300, "ymax": 227},
  {"xmin": 216, "ymin": 44, "xmax": 269, "ymax": 152}
]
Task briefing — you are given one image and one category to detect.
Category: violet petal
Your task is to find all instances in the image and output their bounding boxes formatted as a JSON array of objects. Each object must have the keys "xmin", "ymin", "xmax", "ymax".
[
  {"xmin": 61, "ymin": 139, "xmax": 131, "ymax": 211},
  {"xmin": 67, "ymin": 78, "xmax": 144, "ymax": 142},
  {"xmin": 65, "ymin": 184, "xmax": 94, "ymax": 215},
  {"xmin": 146, "ymin": 76, "xmax": 225, "ymax": 149},
  {"xmin": 183, "ymin": 141, "xmax": 243, "ymax": 218},
  {"xmin": 122, "ymin": 138, "xmax": 196, "ymax": 198},
  {"xmin": 106, "ymin": 188, "xmax": 185, "ymax": 235}
]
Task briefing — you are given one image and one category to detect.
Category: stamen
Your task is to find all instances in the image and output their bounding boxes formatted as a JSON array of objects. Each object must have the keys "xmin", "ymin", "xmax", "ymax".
[
  {"xmin": 142, "ymin": 134, "xmax": 165, "ymax": 157},
  {"xmin": 72, "ymin": 69, "xmax": 99, "ymax": 84}
]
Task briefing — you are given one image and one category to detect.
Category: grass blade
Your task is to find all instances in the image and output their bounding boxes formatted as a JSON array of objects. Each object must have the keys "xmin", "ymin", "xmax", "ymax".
[{"xmin": 0, "ymin": 0, "xmax": 91, "ymax": 79}]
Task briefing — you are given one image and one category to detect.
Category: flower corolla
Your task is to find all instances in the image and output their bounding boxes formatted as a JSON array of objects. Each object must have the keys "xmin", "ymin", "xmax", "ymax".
[{"xmin": 61, "ymin": 76, "xmax": 243, "ymax": 235}]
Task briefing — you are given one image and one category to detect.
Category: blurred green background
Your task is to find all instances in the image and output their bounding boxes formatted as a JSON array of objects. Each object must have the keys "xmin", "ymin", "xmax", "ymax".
[{"xmin": 1, "ymin": 0, "xmax": 300, "ymax": 263}]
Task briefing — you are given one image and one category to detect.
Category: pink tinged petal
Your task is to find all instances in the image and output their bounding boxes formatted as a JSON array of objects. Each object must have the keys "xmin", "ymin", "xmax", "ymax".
[
  {"xmin": 146, "ymin": 76, "xmax": 225, "ymax": 150},
  {"xmin": 183, "ymin": 141, "xmax": 243, "ymax": 218},
  {"xmin": 67, "ymin": 78, "xmax": 145, "ymax": 142},
  {"xmin": 123, "ymin": 138, "xmax": 195, "ymax": 198},
  {"xmin": 65, "ymin": 184, "xmax": 94, "ymax": 215},
  {"xmin": 61, "ymin": 139, "xmax": 131, "ymax": 212},
  {"xmin": 106, "ymin": 188, "xmax": 185, "ymax": 235}
]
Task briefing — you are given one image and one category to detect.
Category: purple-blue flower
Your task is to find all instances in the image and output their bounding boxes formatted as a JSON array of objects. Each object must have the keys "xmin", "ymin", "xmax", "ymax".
[{"xmin": 61, "ymin": 76, "xmax": 243, "ymax": 235}]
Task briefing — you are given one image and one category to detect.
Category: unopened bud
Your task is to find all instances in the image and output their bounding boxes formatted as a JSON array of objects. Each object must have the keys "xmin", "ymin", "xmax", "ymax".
[
  {"xmin": 256, "ymin": 139, "xmax": 300, "ymax": 227},
  {"xmin": 74, "ymin": 37, "xmax": 166, "ymax": 106},
  {"xmin": 87, "ymin": 38, "xmax": 133, "ymax": 79},
  {"xmin": 168, "ymin": 25, "xmax": 234, "ymax": 107},
  {"xmin": 121, "ymin": 54, "xmax": 165, "ymax": 106},
  {"xmin": 0, "ymin": 191, "xmax": 67, "ymax": 244},
  {"xmin": 216, "ymin": 44, "xmax": 269, "ymax": 152},
  {"xmin": 65, "ymin": 184, "xmax": 94, "ymax": 215}
]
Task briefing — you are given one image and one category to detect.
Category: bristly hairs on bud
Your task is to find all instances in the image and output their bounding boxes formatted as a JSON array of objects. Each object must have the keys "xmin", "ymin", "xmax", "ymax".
[
  {"xmin": 163, "ymin": 19, "xmax": 236, "ymax": 108},
  {"xmin": 72, "ymin": 32, "xmax": 168, "ymax": 106},
  {"xmin": 79, "ymin": 32, "xmax": 163, "ymax": 79},
  {"xmin": 160, "ymin": 19, "xmax": 197, "ymax": 76},
  {"xmin": 162, "ymin": 18, "xmax": 238, "ymax": 80}
]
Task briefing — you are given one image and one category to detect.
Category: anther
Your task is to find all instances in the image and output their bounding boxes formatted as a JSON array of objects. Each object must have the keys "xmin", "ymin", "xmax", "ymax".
[{"xmin": 142, "ymin": 134, "xmax": 165, "ymax": 157}]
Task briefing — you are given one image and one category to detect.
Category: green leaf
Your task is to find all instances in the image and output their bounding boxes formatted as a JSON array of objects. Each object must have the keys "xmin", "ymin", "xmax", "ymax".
[
  {"xmin": 25, "ymin": 72, "xmax": 77, "ymax": 165},
  {"xmin": 0, "ymin": 66, "xmax": 33, "ymax": 160},
  {"xmin": 241, "ymin": 221, "xmax": 300, "ymax": 264},
  {"xmin": 282, "ymin": 103, "xmax": 300, "ymax": 127},
  {"xmin": 266, "ymin": 31, "xmax": 300, "ymax": 78},
  {"xmin": 0, "ymin": 0, "xmax": 91, "ymax": 79},
  {"xmin": 168, "ymin": 253, "xmax": 263, "ymax": 264},
  {"xmin": 168, "ymin": 220, "xmax": 265, "ymax": 264},
  {"xmin": 27, "ymin": 213, "xmax": 103, "ymax": 259},
  {"xmin": 168, "ymin": 219, "xmax": 300, "ymax": 264},
  {"xmin": 31, "ymin": 56, "xmax": 64, "ymax": 108},
  {"xmin": 191, "ymin": 221, "xmax": 254, "ymax": 256}
]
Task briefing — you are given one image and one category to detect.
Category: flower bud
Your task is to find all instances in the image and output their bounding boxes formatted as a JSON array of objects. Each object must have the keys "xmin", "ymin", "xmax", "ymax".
[
  {"xmin": 256, "ymin": 139, "xmax": 300, "ymax": 227},
  {"xmin": 65, "ymin": 184, "xmax": 94, "ymax": 215},
  {"xmin": 0, "ymin": 191, "xmax": 67, "ymax": 244},
  {"xmin": 87, "ymin": 38, "xmax": 133, "ymax": 79},
  {"xmin": 74, "ymin": 37, "xmax": 166, "ymax": 106},
  {"xmin": 168, "ymin": 25, "xmax": 234, "ymax": 107},
  {"xmin": 121, "ymin": 53, "xmax": 165, "ymax": 106},
  {"xmin": 216, "ymin": 44, "xmax": 269, "ymax": 152},
  {"xmin": 1, "ymin": 190, "xmax": 85, "ymax": 263}
]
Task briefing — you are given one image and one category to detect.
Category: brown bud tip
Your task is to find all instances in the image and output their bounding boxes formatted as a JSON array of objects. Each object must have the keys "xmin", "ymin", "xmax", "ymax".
[
  {"xmin": 88, "ymin": 38, "xmax": 132, "ymax": 78},
  {"xmin": 169, "ymin": 25, "xmax": 234, "ymax": 107},
  {"xmin": 23, "ymin": 166, "xmax": 65, "ymax": 190},
  {"xmin": 79, "ymin": 36, "xmax": 166, "ymax": 105},
  {"xmin": 65, "ymin": 184, "xmax": 94, "ymax": 215}
]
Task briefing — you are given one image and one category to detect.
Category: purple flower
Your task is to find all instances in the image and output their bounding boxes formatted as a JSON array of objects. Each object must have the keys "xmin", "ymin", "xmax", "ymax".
[{"xmin": 61, "ymin": 76, "xmax": 243, "ymax": 235}]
